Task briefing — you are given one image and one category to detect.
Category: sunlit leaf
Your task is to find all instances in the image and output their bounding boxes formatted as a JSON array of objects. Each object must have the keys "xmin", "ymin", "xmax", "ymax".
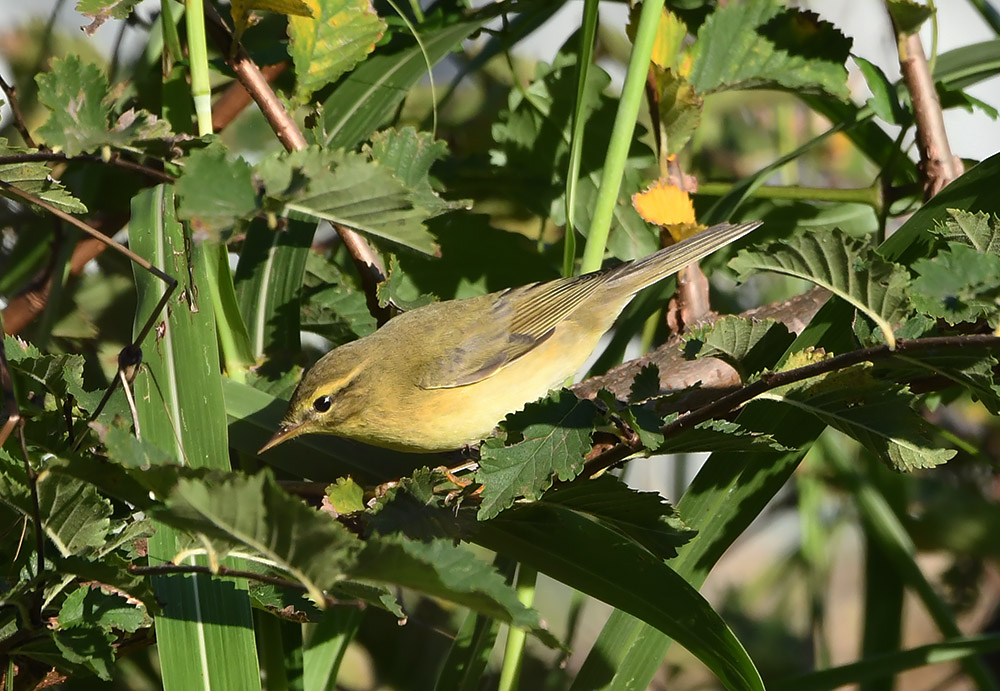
[
  {"xmin": 730, "ymin": 229, "xmax": 911, "ymax": 348},
  {"xmin": 289, "ymin": 0, "xmax": 386, "ymax": 102}
]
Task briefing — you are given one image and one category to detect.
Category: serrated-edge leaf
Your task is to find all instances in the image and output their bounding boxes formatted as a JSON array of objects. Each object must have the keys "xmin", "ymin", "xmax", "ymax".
[
  {"xmin": 729, "ymin": 229, "xmax": 910, "ymax": 348},
  {"xmin": 476, "ymin": 391, "xmax": 598, "ymax": 520},
  {"xmin": 933, "ymin": 208, "xmax": 1000, "ymax": 255},
  {"xmin": 757, "ymin": 387, "xmax": 955, "ymax": 471},
  {"xmin": 0, "ymin": 138, "xmax": 88, "ymax": 214},
  {"xmin": 153, "ymin": 469, "xmax": 362, "ymax": 607},
  {"xmin": 351, "ymin": 535, "xmax": 557, "ymax": 646},
  {"xmin": 688, "ymin": 0, "xmax": 851, "ymax": 100}
]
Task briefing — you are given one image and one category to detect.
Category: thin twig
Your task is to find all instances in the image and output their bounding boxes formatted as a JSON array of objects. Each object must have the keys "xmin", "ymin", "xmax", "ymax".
[
  {"xmin": 128, "ymin": 562, "xmax": 361, "ymax": 610},
  {"xmin": 894, "ymin": 27, "xmax": 963, "ymax": 198},
  {"xmin": 200, "ymin": 3, "xmax": 388, "ymax": 317},
  {"xmin": 0, "ymin": 182, "xmax": 177, "ymax": 437},
  {"xmin": 0, "ymin": 72, "xmax": 38, "ymax": 148},
  {"xmin": 0, "ymin": 151, "xmax": 174, "ymax": 184}
]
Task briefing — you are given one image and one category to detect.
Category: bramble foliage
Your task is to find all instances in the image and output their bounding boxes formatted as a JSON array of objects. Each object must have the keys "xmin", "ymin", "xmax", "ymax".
[{"xmin": 2, "ymin": 1, "xmax": 1000, "ymax": 690}]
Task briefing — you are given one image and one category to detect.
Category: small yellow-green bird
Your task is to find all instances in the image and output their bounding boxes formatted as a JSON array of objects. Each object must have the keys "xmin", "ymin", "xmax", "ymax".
[{"xmin": 260, "ymin": 220, "xmax": 761, "ymax": 454}]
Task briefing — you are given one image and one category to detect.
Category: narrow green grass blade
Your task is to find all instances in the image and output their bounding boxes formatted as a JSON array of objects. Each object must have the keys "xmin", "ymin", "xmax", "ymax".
[
  {"xmin": 580, "ymin": 0, "xmax": 664, "ymax": 272},
  {"xmin": 826, "ymin": 448, "xmax": 998, "ymax": 689},
  {"xmin": 302, "ymin": 608, "xmax": 364, "ymax": 691},
  {"xmin": 130, "ymin": 186, "xmax": 260, "ymax": 691},
  {"xmin": 563, "ymin": 0, "xmax": 600, "ymax": 277},
  {"xmin": 857, "ymin": 454, "xmax": 905, "ymax": 691},
  {"xmin": 479, "ymin": 500, "xmax": 765, "ymax": 691},
  {"xmin": 771, "ymin": 635, "xmax": 1000, "ymax": 691},
  {"xmin": 234, "ymin": 219, "xmax": 315, "ymax": 359}
]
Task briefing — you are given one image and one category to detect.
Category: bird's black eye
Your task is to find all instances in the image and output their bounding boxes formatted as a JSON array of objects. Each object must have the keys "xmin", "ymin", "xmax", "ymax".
[{"xmin": 313, "ymin": 395, "xmax": 332, "ymax": 413}]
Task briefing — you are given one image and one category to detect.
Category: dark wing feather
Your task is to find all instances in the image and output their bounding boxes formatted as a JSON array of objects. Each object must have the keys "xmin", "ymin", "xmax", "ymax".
[{"xmin": 418, "ymin": 272, "xmax": 610, "ymax": 389}]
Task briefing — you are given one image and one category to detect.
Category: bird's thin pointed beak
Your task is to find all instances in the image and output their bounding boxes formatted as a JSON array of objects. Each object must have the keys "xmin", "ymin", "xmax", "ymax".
[{"xmin": 258, "ymin": 421, "xmax": 307, "ymax": 454}]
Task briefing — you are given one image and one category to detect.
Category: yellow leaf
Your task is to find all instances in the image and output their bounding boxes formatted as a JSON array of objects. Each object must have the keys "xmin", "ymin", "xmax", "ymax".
[
  {"xmin": 627, "ymin": 7, "xmax": 688, "ymax": 72},
  {"xmin": 633, "ymin": 180, "xmax": 697, "ymax": 230}
]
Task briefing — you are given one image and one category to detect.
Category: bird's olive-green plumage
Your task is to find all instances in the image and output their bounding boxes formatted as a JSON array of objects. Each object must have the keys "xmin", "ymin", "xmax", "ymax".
[{"xmin": 260, "ymin": 221, "xmax": 761, "ymax": 453}]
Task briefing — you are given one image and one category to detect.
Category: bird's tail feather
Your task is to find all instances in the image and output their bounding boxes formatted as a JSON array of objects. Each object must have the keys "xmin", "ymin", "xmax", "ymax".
[{"xmin": 607, "ymin": 220, "xmax": 763, "ymax": 294}]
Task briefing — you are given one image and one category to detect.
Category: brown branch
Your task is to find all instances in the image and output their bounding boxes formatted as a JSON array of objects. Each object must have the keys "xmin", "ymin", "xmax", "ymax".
[
  {"xmin": 578, "ymin": 333, "xmax": 1000, "ymax": 480},
  {"xmin": 201, "ymin": 4, "xmax": 387, "ymax": 317},
  {"xmin": 2, "ymin": 233, "xmax": 112, "ymax": 335},
  {"xmin": 0, "ymin": 71, "xmax": 37, "ymax": 149},
  {"xmin": 211, "ymin": 62, "xmax": 288, "ymax": 133},
  {"xmin": 574, "ymin": 286, "xmax": 831, "ymax": 402},
  {"xmin": 128, "ymin": 562, "xmax": 361, "ymax": 610},
  {"xmin": 894, "ymin": 29, "xmax": 963, "ymax": 198}
]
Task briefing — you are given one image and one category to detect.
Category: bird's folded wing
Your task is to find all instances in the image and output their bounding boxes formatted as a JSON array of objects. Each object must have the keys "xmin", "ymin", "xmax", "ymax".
[{"xmin": 418, "ymin": 272, "xmax": 609, "ymax": 389}]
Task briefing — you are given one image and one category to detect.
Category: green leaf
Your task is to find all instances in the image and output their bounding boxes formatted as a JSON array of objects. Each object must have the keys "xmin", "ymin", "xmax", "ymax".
[
  {"xmin": 729, "ymin": 229, "xmax": 911, "ymax": 348},
  {"xmin": 150, "ymin": 469, "xmax": 362, "ymax": 606},
  {"xmin": 910, "ymin": 243, "xmax": 1000, "ymax": 325},
  {"xmin": 759, "ymin": 364, "xmax": 955, "ymax": 471},
  {"xmin": 300, "ymin": 250, "xmax": 377, "ymax": 346},
  {"xmin": 881, "ymin": 152, "xmax": 1000, "ymax": 264},
  {"xmin": 629, "ymin": 362, "xmax": 662, "ymax": 403},
  {"xmin": 53, "ymin": 626, "xmax": 116, "ymax": 680},
  {"xmin": 541, "ymin": 476, "xmax": 696, "ymax": 560},
  {"xmin": 34, "ymin": 55, "xmax": 170, "ymax": 156},
  {"xmin": 683, "ymin": 316, "xmax": 795, "ymax": 380},
  {"xmin": 351, "ymin": 534, "xmax": 557, "ymax": 646},
  {"xmin": 257, "ymin": 146, "xmax": 439, "ymax": 255},
  {"xmin": 100, "ymin": 424, "xmax": 176, "ymax": 468},
  {"xmin": 59, "ymin": 586, "xmax": 144, "ymax": 633},
  {"xmin": 688, "ymin": 0, "xmax": 851, "ymax": 100},
  {"xmin": 4, "ymin": 335, "xmax": 98, "ymax": 411},
  {"xmin": 366, "ymin": 468, "xmax": 465, "ymax": 542},
  {"xmin": 235, "ymin": 219, "xmax": 316, "ymax": 360},
  {"xmin": 375, "ymin": 254, "xmax": 436, "ymax": 311},
  {"xmin": 476, "ymin": 390, "xmax": 599, "ymax": 520},
  {"xmin": 654, "ymin": 68, "xmax": 703, "ymax": 155},
  {"xmin": 476, "ymin": 502, "xmax": 764, "ymax": 690},
  {"xmin": 886, "ymin": 0, "xmax": 934, "ymax": 35},
  {"xmin": 129, "ymin": 185, "xmax": 261, "ymax": 691},
  {"xmin": 365, "ymin": 126, "xmax": 468, "ymax": 217},
  {"xmin": 35, "ymin": 56, "xmax": 110, "ymax": 156},
  {"xmin": 75, "ymin": 0, "xmax": 142, "ymax": 34},
  {"xmin": 326, "ymin": 476, "xmax": 365, "ymax": 514},
  {"xmin": 490, "ymin": 52, "xmax": 658, "ymax": 261},
  {"xmin": 876, "ymin": 349, "xmax": 1000, "ymax": 415},
  {"xmin": 175, "ymin": 141, "xmax": 257, "ymax": 234},
  {"xmin": 288, "ymin": 0, "xmax": 386, "ymax": 102},
  {"xmin": 660, "ymin": 418, "xmax": 792, "ymax": 455},
  {"xmin": 855, "ymin": 56, "xmax": 906, "ymax": 125},
  {"xmin": 0, "ymin": 138, "xmax": 87, "ymax": 214},
  {"xmin": 771, "ymin": 634, "xmax": 1000, "ymax": 691},
  {"xmin": 317, "ymin": 8, "xmax": 505, "ymax": 150},
  {"xmin": 38, "ymin": 472, "xmax": 112, "ymax": 556},
  {"xmin": 931, "ymin": 208, "xmax": 1000, "ymax": 254}
]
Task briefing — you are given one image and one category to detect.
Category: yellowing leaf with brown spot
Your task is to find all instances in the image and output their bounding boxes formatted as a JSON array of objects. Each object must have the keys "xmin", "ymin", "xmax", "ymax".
[{"xmin": 289, "ymin": 0, "xmax": 386, "ymax": 103}]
